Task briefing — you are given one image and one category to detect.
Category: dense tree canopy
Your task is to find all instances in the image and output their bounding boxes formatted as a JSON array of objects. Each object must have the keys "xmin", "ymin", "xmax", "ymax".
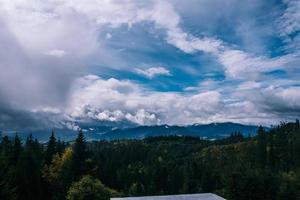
[{"xmin": 0, "ymin": 120, "xmax": 300, "ymax": 199}]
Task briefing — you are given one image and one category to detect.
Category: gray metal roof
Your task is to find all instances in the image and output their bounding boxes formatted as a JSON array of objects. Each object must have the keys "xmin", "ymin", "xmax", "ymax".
[{"xmin": 111, "ymin": 193, "xmax": 225, "ymax": 200}]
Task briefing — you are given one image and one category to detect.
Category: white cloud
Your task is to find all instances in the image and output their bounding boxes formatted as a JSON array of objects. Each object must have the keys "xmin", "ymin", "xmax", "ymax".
[
  {"xmin": 135, "ymin": 67, "xmax": 171, "ymax": 78},
  {"xmin": 237, "ymin": 81, "xmax": 261, "ymax": 90},
  {"xmin": 44, "ymin": 49, "xmax": 66, "ymax": 57},
  {"xmin": 217, "ymin": 50, "xmax": 295, "ymax": 79},
  {"xmin": 277, "ymin": 0, "xmax": 300, "ymax": 52},
  {"xmin": 141, "ymin": 1, "xmax": 223, "ymax": 54},
  {"xmin": 0, "ymin": 0, "xmax": 144, "ymax": 66},
  {"xmin": 230, "ymin": 81, "xmax": 300, "ymax": 124},
  {"xmin": 1, "ymin": 0, "xmax": 296, "ymax": 81},
  {"xmin": 142, "ymin": 1, "xmax": 298, "ymax": 79},
  {"xmin": 64, "ymin": 75, "xmax": 300, "ymax": 126},
  {"xmin": 0, "ymin": 0, "xmax": 300, "ymax": 129},
  {"xmin": 105, "ymin": 33, "xmax": 112, "ymax": 40},
  {"xmin": 184, "ymin": 79, "xmax": 220, "ymax": 92},
  {"xmin": 277, "ymin": 0, "xmax": 300, "ymax": 36},
  {"xmin": 260, "ymin": 86, "xmax": 300, "ymax": 114},
  {"xmin": 65, "ymin": 75, "xmax": 222, "ymax": 125},
  {"xmin": 64, "ymin": 121, "xmax": 80, "ymax": 131},
  {"xmin": 31, "ymin": 106, "xmax": 61, "ymax": 114}
]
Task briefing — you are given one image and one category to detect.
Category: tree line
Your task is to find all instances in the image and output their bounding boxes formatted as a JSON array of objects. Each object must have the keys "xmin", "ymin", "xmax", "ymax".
[{"xmin": 1, "ymin": 120, "xmax": 300, "ymax": 199}]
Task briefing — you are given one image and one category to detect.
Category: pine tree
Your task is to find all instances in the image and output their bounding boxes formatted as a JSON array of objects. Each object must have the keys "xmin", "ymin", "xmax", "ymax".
[
  {"xmin": 56, "ymin": 139, "xmax": 65, "ymax": 155},
  {"xmin": 44, "ymin": 131, "xmax": 57, "ymax": 166},
  {"xmin": 296, "ymin": 119, "xmax": 300, "ymax": 128},
  {"xmin": 292, "ymin": 119, "xmax": 300, "ymax": 166},
  {"xmin": 16, "ymin": 134, "xmax": 43, "ymax": 200},
  {"xmin": 12, "ymin": 133, "xmax": 22, "ymax": 164},
  {"xmin": 268, "ymin": 132, "xmax": 276, "ymax": 168},
  {"xmin": 1, "ymin": 136, "xmax": 13, "ymax": 159},
  {"xmin": 274, "ymin": 125, "xmax": 289, "ymax": 171},
  {"xmin": 71, "ymin": 130, "xmax": 88, "ymax": 181},
  {"xmin": 257, "ymin": 126, "xmax": 267, "ymax": 167},
  {"xmin": 0, "ymin": 135, "xmax": 16, "ymax": 200}
]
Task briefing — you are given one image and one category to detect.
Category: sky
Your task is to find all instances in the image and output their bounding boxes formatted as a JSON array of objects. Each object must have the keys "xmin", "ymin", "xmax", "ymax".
[{"xmin": 0, "ymin": 0, "xmax": 300, "ymax": 130}]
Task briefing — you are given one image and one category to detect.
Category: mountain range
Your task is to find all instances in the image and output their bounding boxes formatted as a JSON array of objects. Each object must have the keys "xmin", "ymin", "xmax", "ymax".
[
  {"xmin": 0, "ymin": 122, "xmax": 263, "ymax": 142},
  {"xmin": 89, "ymin": 122, "xmax": 261, "ymax": 141}
]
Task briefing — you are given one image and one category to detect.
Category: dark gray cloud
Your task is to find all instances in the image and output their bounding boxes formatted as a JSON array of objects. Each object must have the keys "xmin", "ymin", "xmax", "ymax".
[{"xmin": 0, "ymin": 17, "xmax": 76, "ymax": 129}]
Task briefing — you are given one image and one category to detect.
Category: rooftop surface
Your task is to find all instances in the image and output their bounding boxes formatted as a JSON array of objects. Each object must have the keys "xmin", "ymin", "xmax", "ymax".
[{"xmin": 111, "ymin": 193, "xmax": 225, "ymax": 200}]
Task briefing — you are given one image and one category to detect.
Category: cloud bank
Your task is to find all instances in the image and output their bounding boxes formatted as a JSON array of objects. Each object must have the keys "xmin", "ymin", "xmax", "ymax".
[{"xmin": 0, "ymin": 0, "xmax": 300, "ymax": 130}]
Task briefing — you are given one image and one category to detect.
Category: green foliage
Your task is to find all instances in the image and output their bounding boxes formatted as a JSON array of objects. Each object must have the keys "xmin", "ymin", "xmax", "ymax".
[
  {"xmin": 15, "ymin": 134, "xmax": 43, "ymax": 200},
  {"xmin": 66, "ymin": 175, "xmax": 119, "ymax": 200},
  {"xmin": 0, "ymin": 181, "xmax": 17, "ymax": 200},
  {"xmin": 44, "ymin": 131, "xmax": 57, "ymax": 166},
  {"xmin": 257, "ymin": 126, "xmax": 267, "ymax": 167},
  {"xmin": 70, "ymin": 130, "xmax": 88, "ymax": 181},
  {"xmin": 1, "ymin": 120, "xmax": 300, "ymax": 199},
  {"xmin": 277, "ymin": 171, "xmax": 300, "ymax": 199},
  {"xmin": 43, "ymin": 147, "xmax": 73, "ymax": 199},
  {"xmin": 88, "ymin": 120, "xmax": 300, "ymax": 199},
  {"xmin": 226, "ymin": 167, "xmax": 278, "ymax": 200}
]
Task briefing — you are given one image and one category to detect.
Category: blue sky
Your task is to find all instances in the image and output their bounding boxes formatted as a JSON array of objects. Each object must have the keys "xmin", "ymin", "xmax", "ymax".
[{"xmin": 0, "ymin": 0, "xmax": 300, "ymax": 130}]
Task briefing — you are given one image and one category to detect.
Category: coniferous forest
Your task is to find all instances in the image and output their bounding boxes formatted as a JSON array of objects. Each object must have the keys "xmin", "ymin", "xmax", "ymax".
[{"xmin": 1, "ymin": 120, "xmax": 300, "ymax": 200}]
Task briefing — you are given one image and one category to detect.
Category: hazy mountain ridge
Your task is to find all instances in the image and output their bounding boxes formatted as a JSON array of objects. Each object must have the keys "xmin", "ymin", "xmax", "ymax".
[
  {"xmin": 95, "ymin": 122, "xmax": 261, "ymax": 140},
  {"xmin": 0, "ymin": 122, "xmax": 262, "ymax": 141}
]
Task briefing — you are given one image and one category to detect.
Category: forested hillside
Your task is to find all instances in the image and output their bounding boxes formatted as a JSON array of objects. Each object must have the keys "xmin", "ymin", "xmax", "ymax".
[{"xmin": 1, "ymin": 120, "xmax": 300, "ymax": 200}]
